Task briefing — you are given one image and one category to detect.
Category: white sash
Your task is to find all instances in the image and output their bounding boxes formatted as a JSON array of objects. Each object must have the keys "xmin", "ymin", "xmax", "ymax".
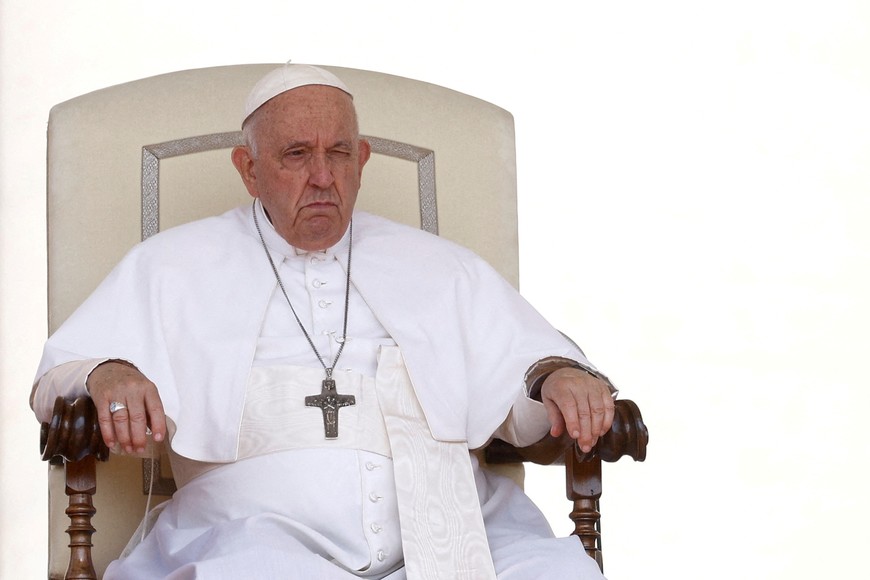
[{"xmin": 375, "ymin": 346, "xmax": 497, "ymax": 580}]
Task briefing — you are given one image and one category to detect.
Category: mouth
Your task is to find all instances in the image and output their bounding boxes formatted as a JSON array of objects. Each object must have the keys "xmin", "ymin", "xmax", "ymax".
[
  {"xmin": 298, "ymin": 201, "xmax": 340, "ymax": 218},
  {"xmin": 303, "ymin": 199, "xmax": 338, "ymax": 209}
]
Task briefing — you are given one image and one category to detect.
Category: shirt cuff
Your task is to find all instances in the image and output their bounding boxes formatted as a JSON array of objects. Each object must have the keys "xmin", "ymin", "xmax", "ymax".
[
  {"xmin": 30, "ymin": 358, "xmax": 106, "ymax": 423},
  {"xmin": 31, "ymin": 358, "xmax": 139, "ymax": 415}
]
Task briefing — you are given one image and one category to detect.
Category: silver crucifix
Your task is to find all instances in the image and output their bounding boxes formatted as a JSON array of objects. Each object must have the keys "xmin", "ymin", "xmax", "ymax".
[{"xmin": 305, "ymin": 377, "xmax": 356, "ymax": 438}]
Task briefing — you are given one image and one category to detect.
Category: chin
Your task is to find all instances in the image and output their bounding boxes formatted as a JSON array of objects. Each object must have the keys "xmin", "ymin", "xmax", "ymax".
[{"xmin": 295, "ymin": 223, "xmax": 345, "ymax": 250}]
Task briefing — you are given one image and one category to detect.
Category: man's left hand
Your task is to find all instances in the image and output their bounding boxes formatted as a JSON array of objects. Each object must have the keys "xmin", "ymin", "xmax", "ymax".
[{"xmin": 540, "ymin": 368, "xmax": 615, "ymax": 453}]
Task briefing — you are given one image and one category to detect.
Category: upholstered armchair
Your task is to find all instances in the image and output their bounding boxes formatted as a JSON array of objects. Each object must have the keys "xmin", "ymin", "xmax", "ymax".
[{"xmin": 36, "ymin": 64, "xmax": 648, "ymax": 579}]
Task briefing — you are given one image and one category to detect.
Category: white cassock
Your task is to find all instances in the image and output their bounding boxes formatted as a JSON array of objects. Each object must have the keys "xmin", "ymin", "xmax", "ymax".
[{"xmin": 33, "ymin": 201, "xmax": 608, "ymax": 579}]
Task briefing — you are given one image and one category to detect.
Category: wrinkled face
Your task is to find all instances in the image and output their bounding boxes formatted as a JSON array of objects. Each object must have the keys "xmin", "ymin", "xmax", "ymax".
[{"xmin": 232, "ymin": 85, "xmax": 371, "ymax": 251}]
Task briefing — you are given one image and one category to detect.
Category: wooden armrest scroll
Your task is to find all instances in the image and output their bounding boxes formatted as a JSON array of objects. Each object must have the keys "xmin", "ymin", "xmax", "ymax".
[
  {"xmin": 484, "ymin": 398, "xmax": 648, "ymax": 466},
  {"xmin": 41, "ymin": 396, "xmax": 109, "ymax": 463},
  {"xmin": 40, "ymin": 396, "xmax": 109, "ymax": 580}
]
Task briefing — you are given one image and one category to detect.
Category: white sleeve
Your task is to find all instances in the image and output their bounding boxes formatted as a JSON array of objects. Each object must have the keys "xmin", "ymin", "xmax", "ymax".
[
  {"xmin": 490, "ymin": 388, "xmax": 552, "ymax": 448},
  {"xmin": 30, "ymin": 358, "xmax": 110, "ymax": 423}
]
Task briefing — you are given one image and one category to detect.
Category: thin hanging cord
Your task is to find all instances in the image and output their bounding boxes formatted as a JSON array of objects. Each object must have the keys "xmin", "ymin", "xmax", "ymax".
[{"xmin": 139, "ymin": 455, "xmax": 156, "ymax": 544}]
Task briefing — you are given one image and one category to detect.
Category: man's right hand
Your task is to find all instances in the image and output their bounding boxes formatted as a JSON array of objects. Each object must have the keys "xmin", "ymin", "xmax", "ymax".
[{"xmin": 87, "ymin": 361, "xmax": 166, "ymax": 454}]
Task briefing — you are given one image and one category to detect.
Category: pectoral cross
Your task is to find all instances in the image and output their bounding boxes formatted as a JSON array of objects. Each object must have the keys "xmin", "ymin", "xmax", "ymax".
[{"xmin": 305, "ymin": 377, "xmax": 356, "ymax": 439}]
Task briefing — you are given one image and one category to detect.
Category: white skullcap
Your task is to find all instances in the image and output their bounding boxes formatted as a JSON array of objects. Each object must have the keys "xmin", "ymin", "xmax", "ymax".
[{"xmin": 243, "ymin": 63, "xmax": 352, "ymax": 124}]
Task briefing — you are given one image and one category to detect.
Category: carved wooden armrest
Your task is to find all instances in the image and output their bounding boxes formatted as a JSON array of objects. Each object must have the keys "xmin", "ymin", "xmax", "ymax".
[
  {"xmin": 484, "ymin": 398, "xmax": 648, "ymax": 465},
  {"xmin": 484, "ymin": 398, "xmax": 649, "ymax": 571},
  {"xmin": 41, "ymin": 396, "xmax": 109, "ymax": 580},
  {"xmin": 41, "ymin": 395, "xmax": 648, "ymax": 577}
]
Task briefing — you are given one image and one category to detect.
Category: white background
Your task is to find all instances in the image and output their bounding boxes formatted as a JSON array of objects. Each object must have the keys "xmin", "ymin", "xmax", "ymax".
[{"xmin": 2, "ymin": 1, "xmax": 869, "ymax": 578}]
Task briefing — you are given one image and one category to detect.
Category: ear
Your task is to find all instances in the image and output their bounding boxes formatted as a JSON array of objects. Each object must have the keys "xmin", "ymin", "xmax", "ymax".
[
  {"xmin": 357, "ymin": 138, "xmax": 372, "ymax": 178},
  {"xmin": 231, "ymin": 145, "xmax": 260, "ymax": 199}
]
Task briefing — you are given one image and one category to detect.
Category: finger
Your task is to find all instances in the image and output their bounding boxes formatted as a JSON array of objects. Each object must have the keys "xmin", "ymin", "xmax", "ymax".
[
  {"xmin": 574, "ymin": 401, "xmax": 595, "ymax": 452},
  {"xmin": 543, "ymin": 384, "xmax": 584, "ymax": 441},
  {"xmin": 144, "ymin": 389, "xmax": 167, "ymax": 443},
  {"xmin": 541, "ymin": 397, "xmax": 567, "ymax": 438},
  {"xmin": 111, "ymin": 404, "xmax": 135, "ymax": 454},
  {"xmin": 601, "ymin": 393, "xmax": 616, "ymax": 435},
  {"xmin": 96, "ymin": 407, "xmax": 119, "ymax": 450},
  {"xmin": 125, "ymin": 400, "xmax": 152, "ymax": 454},
  {"xmin": 579, "ymin": 387, "xmax": 617, "ymax": 452},
  {"xmin": 88, "ymin": 383, "xmax": 118, "ymax": 449},
  {"xmin": 589, "ymin": 392, "xmax": 607, "ymax": 440},
  {"xmin": 588, "ymin": 387, "xmax": 616, "ymax": 439},
  {"xmin": 553, "ymin": 394, "xmax": 583, "ymax": 442},
  {"xmin": 566, "ymin": 405, "xmax": 584, "ymax": 441},
  {"xmin": 541, "ymin": 368, "xmax": 588, "ymax": 441}
]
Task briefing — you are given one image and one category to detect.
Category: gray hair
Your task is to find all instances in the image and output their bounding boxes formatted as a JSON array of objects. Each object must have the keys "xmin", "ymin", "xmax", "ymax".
[{"xmin": 241, "ymin": 116, "xmax": 259, "ymax": 158}]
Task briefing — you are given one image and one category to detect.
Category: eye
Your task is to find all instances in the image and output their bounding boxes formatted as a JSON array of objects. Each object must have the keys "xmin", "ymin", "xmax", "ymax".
[
  {"xmin": 284, "ymin": 148, "xmax": 307, "ymax": 158},
  {"xmin": 329, "ymin": 147, "xmax": 352, "ymax": 158}
]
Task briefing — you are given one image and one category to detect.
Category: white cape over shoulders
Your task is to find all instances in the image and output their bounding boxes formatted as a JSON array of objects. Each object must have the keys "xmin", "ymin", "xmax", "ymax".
[{"xmin": 34, "ymin": 204, "xmax": 594, "ymax": 460}]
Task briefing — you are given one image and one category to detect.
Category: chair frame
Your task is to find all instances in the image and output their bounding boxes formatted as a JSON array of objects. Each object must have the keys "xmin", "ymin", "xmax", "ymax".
[
  {"xmin": 37, "ymin": 64, "xmax": 649, "ymax": 579},
  {"xmin": 41, "ymin": 395, "xmax": 647, "ymax": 579}
]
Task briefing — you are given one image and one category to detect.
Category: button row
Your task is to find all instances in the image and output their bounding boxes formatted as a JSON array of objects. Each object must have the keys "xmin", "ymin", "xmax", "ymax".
[{"xmin": 363, "ymin": 459, "xmax": 391, "ymax": 567}]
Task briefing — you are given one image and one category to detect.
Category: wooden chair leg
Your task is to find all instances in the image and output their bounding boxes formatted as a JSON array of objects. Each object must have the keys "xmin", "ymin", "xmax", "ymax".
[
  {"xmin": 567, "ymin": 452, "xmax": 603, "ymax": 572},
  {"xmin": 41, "ymin": 397, "xmax": 109, "ymax": 580},
  {"xmin": 64, "ymin": 455, "xmax": 98, "ymax": 580}
]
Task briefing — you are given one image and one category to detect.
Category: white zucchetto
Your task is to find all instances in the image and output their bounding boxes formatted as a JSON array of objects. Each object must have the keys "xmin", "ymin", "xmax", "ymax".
[{"xmin": 243, "ymin": 63, "xmax": 352, "ymax": 125}]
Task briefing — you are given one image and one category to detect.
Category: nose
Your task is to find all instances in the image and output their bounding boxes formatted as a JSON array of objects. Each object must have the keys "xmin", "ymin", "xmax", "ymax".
[{"xmin": 308, "ymin": 152, "xmax": 335, "ymax": 189}]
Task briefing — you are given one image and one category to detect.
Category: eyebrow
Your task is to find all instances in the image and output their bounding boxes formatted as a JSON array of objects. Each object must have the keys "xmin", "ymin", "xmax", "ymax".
[{"xmin": 282, "ymin": 139, "xmax": 355, "ymax": 150}]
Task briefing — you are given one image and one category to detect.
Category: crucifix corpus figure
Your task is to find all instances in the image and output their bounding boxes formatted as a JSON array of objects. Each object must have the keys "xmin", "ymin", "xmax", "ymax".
[{"xmin": 305, "ymin": 376, "xmax": 356, "ymax": 438}]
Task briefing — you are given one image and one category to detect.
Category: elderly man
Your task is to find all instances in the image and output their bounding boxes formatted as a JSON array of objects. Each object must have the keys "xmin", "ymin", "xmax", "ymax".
[{"xmin": 31, "ymin": 64, "xmax": 616, "ymax": 579}]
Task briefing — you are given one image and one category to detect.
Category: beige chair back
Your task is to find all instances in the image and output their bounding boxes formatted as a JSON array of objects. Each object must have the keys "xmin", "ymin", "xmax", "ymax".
[{"xmin": 45, "ymin": 64, "xmax": 518, "ymax": 578}]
